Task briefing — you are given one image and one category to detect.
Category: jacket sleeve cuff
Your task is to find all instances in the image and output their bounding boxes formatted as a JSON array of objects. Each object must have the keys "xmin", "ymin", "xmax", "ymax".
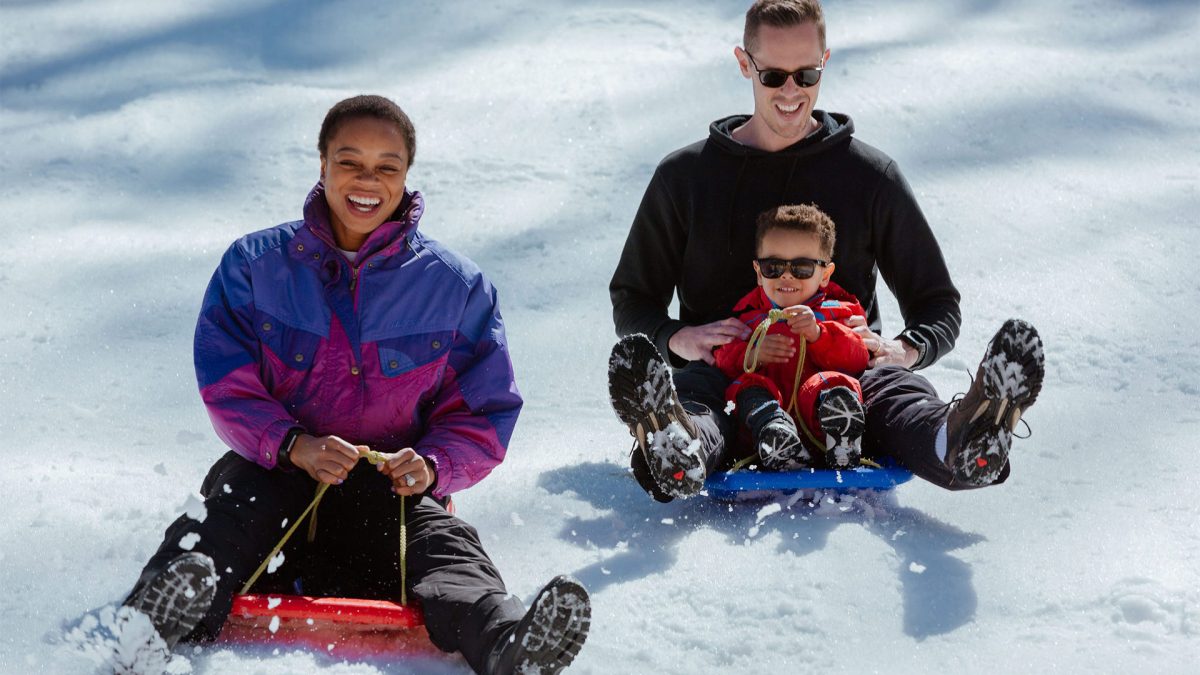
[
  {"xmin": 654, "ymin": 319, "xmax": 688, "ymax": 369},
  {"xmin": 420, "ymin": 449, "xmax": 453, "ymax": 499},
  {"xmin": 257, "ymin": 418, "xmax": 299, "ymax": 469}
]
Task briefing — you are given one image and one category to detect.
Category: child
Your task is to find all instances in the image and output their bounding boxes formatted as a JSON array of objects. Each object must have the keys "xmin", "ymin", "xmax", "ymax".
[{"xmin": 714, "ymin": 204, "xmax": 870, "ymax": 470}]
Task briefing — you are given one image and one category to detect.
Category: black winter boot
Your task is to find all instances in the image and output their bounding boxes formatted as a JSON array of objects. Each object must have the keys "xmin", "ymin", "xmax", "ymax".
[
  {"xmin": 484, "ymin": 576, "xmax": 591, "ymax": 675},
  {"xmin": 121, "ymin": 552, "xmax": 217, "ymax": 650},
  {"xmin": 736, "ymin": 386, "xmax": 810, "ymax": 470},
  {"xmin": 945, "ymin": 319, "xmax": 1044, "ymax": 486},
  {"xmin": 816, "ymin": 386, "xmax": 866, "ymax": 469},
  {"xmin": 609, "ymin": 334, "xmax": 706, "ymax": 498}
]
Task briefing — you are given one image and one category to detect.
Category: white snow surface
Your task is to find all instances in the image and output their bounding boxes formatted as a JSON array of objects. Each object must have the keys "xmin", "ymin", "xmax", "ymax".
[{"xmin": 2, "ymin": 0, "xmax": 1199, "ymax": 673}]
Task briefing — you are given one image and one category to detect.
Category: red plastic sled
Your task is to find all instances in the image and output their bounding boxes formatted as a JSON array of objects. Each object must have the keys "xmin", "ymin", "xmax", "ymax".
[{"xmin": 221, "ymin": 594, "xmax": 439, "ymax": 658}]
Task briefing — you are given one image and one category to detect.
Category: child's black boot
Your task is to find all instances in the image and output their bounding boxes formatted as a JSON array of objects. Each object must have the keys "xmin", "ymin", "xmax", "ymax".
[
  {"xmin": 817, "ymin": 386, "xmax": 866, "ymax": 469},
  {"xmin": 736, "ymin": 387, "xmax": 809, "ymax": 470}
]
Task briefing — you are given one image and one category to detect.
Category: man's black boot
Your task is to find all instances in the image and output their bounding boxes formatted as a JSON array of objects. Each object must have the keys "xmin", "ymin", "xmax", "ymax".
[
  {"xmin": 609, "ymin": 334, "xmax": 706, "ymax": 498},
  {"xmin": 944, "ymin": 319, "xmax": 1045, "ymax": 486}
]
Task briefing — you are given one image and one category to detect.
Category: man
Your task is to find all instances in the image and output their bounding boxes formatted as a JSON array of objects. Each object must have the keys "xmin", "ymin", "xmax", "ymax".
[{"xmin": 608, "ymin": 0, "xmax": 1044, "ymax": 501}]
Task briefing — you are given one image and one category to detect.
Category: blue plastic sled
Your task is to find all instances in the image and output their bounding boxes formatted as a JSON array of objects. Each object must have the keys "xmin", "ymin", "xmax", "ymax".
[{"xmin": 704, "ymin": 458, "xmax": 914, "ymax": 501}]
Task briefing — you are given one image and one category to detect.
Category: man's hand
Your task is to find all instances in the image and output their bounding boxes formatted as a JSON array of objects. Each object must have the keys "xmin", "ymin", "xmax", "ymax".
[
  {"xmin": 377, "ymin": 448, "xmax": 435, "ymax": 496},
  {"xmin": 290, "ymin": 434, "xmax": 363, "ymax": 485},
  {"xmin": 668, "ymin": 318, "xmax": 751, "ymax": 365},
  {"xmin": 783, "ymin": 305, "xmax": 822, "ymax": 343},
  {"xmin": 844, "ymin": 315, "xmax": 919, "ymax": 369}
]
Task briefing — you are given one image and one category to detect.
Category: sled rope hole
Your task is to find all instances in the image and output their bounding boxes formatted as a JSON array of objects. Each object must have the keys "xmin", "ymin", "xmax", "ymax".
[{"xmin": 240, "ymin": 448, "xmax": 409, "ymax": 605}]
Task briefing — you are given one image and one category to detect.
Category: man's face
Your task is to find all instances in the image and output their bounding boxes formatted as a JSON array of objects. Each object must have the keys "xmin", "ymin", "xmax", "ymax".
[{"xmin": 736, "ymin": 22, "xmax": 829, "ymax": 146}]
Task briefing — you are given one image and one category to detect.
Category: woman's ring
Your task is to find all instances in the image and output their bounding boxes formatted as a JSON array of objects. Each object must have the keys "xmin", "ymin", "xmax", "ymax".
[{"xmin": 404, "ymin": 474, "xmax": 417, "ymax": 487}]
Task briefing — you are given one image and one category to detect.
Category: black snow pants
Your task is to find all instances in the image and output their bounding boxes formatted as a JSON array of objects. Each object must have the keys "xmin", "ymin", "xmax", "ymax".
[
  {"xmin": 128, "ymin": 452, "xmax": 523, "ymax": 673},
  {"xmin": 645, "ymin": 362, "xmax": 1009, "ymax": 491}
]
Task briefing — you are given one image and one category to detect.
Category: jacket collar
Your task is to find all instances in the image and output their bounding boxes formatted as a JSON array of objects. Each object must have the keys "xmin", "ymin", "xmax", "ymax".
[
  {"xmin": 734, "ymin": 285, "xmax": 829, "ymax": 314},
  {"xmin": 300, "ymin": 182, "xmax": 425, "ymax": 261}
]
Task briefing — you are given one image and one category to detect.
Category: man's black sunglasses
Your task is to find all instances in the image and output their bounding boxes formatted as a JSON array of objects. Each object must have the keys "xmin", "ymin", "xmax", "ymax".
[
  {"xmin": 756, "ymin": 256, "xmax": 830, "ymax": 279},
  {"xmin": 745, "ymin": 52, "xmax": 824, "ymax": 88}
]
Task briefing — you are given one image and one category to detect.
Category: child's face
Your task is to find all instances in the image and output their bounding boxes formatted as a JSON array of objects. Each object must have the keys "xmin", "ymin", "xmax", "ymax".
[{"xmin": 753, "ymin": 229, "xmax": 836, "ymax": 307}]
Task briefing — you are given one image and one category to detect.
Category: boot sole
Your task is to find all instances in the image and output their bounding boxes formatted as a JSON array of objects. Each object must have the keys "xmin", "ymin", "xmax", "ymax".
[
  {"xmin": 123, "ymin": 552, "xmax": 216, "ymax": 650},
  {"xmin": 756, "ymin": 419, "xmax": 809, "ymax": 470},
  {"xmin": 515, "ymin": 576, "xmax": 591, "ymax": 674},
  {"xmin": 953, "ymin": 319, "xmax": 1045, "ymax": 485},
  {"xmin": 608, "ymin": 334, "xmax": 704, "ymax": 498},
  {"xmin": 817, "ymin": 386, "xmax": 865, "ymax": 469}
]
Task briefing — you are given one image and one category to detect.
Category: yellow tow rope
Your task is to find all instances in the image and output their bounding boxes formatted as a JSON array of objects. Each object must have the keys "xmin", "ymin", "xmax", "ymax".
[
  {"xmin": 742, "ymin": 309, "xmax": 824, "ymax": 450},
  {"xmin": 735, "ymin": 310, "xmax": 878, "ymax": 474},
  {"xmin": 240, "ymin": 448, "xmax": 409, "ymax": 604}
]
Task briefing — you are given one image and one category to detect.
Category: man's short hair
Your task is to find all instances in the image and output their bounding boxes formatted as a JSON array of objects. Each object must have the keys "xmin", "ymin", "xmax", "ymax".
[
  {"xmin": 743, "ymin": 0, "xmax": 826, "ymax": 53},
  {"xmin": 318, "ymin": 95, "xmax": 416, "ymax": 167},
  {"xmin": 755, "ymin": 203, "xmax": 836, "ymax": 257}
]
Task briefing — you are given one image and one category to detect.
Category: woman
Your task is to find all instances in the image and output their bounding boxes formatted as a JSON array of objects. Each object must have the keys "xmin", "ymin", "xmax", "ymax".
[{"xmin": 119, "ymin": 95, "xmax": 590, "ymax": 674}]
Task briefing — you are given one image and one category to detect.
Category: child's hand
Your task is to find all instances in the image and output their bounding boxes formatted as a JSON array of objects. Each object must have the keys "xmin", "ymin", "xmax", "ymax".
[
  {"xmin": 376, "ymin": 448, "xmax": 435, "ymax": 496},
  {"xmin": 755, "ymin": 333, "xmax": 797, "ymax": 365},
  {"xmin": 784, "ymin": 306, "xmax": 822, "ymax": 343}
]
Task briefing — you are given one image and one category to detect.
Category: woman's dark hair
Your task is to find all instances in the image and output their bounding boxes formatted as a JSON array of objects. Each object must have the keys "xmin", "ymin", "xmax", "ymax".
[{"xmin": 318, "ymin": 95, "xmax": 416, "ymax": 167}]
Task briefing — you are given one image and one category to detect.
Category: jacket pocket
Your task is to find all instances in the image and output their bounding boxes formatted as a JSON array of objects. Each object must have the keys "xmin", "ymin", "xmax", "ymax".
[
  {"xmin": 378, "ymin": 330, "xmax": 454, "ymax": 377},
  {"xmin": 255, "ymin": 310, "xmax": 322, "ymax": 371}
]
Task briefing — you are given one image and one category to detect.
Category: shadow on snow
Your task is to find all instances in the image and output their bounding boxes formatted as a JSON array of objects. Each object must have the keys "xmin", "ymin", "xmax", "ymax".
[{"xmin": 538, "ymin": 460, "xmax": 985, "ymax": 640}]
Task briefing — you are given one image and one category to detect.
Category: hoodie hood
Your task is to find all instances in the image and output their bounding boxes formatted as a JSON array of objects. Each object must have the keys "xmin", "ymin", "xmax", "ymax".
[
  {"xmin": 708, "ymin": 111, "xmax": 855, "ymax": 253},
  {"xmin": 708, "ymin": 110, "xmax": 854, "ymax": 157}
]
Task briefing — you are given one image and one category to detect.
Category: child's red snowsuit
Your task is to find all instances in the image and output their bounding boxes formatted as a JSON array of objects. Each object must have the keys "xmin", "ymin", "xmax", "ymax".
[{"xmin": 713, "ymin": 282, "xmax": 870, "ymax": 448}]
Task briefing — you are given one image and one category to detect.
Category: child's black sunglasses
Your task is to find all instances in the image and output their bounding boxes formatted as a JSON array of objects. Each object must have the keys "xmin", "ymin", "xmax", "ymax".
[
  {"xmin": 745, "ymin": 52, "xmax": 824, "ymax": 88},
  {"xmin": 756, "ymin": 257, "xmax": 830, "ymax": 279}
]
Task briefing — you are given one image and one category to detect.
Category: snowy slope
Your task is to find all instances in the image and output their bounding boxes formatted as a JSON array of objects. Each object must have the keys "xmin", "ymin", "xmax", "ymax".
[{"xmin": 2, "ymin": 0, "xmax": 1198, "ymax": 672}]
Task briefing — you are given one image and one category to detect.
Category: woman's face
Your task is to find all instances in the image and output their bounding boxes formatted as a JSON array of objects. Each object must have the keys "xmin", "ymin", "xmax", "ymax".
[{"xmin": 320, "ymin": 116, "xmax": 410, "ymax": 251}]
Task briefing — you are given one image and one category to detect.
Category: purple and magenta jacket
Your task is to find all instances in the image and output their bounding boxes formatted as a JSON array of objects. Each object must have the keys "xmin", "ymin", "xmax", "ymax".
[{"xmin": 194, "ymin": 184, "xmax": 522, "ymax": 498}]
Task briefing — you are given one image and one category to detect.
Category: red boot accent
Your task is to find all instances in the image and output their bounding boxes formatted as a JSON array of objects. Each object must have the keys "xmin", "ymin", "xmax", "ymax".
[
  {"xmin": 976, "ymin": 457, "xmax": 988, "ymax": 467},
  {"xmin": 673, "ymin": 470, "xmax": 685, "ymax": 481}
]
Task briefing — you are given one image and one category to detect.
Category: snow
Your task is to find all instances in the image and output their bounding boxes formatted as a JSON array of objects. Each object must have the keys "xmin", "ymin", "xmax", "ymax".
[{"xmin": 2, "ymin": 0, "xmax": 1199, "ymax": 673}]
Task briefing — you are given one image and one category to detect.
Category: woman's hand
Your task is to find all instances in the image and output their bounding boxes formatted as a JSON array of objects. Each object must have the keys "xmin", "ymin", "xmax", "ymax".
[
  {"xmin": 784, "ymin": 306, "xmax": 822, "ymax": 343},
  {"xmin": 377, "ymin": 448, "xmax": 435, "ymax": 496},
  {"xmin": 290, "ymin": 434, "xmax": 363, "ymax": 485}
]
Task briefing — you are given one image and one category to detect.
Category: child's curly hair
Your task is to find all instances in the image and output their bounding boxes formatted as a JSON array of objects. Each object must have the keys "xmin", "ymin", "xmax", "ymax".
[{"xmin": 755, "ymin": 203, "xmax": 836, "ymax": 257}]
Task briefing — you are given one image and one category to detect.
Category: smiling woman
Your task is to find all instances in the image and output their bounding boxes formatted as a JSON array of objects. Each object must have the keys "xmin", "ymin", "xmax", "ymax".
[
  {"xmin": 317, "ymin": 97, "xmax": 414, "ymax": 251},
  {"xmin": 105, "ymin": 94, "xmax": 591, "ymax": 675}
]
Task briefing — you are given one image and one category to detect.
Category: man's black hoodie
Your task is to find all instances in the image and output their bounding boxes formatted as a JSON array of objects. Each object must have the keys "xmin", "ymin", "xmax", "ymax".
[{"xmin": 610, "ymin": 111, "xmax": 961, "ymax": 370}]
